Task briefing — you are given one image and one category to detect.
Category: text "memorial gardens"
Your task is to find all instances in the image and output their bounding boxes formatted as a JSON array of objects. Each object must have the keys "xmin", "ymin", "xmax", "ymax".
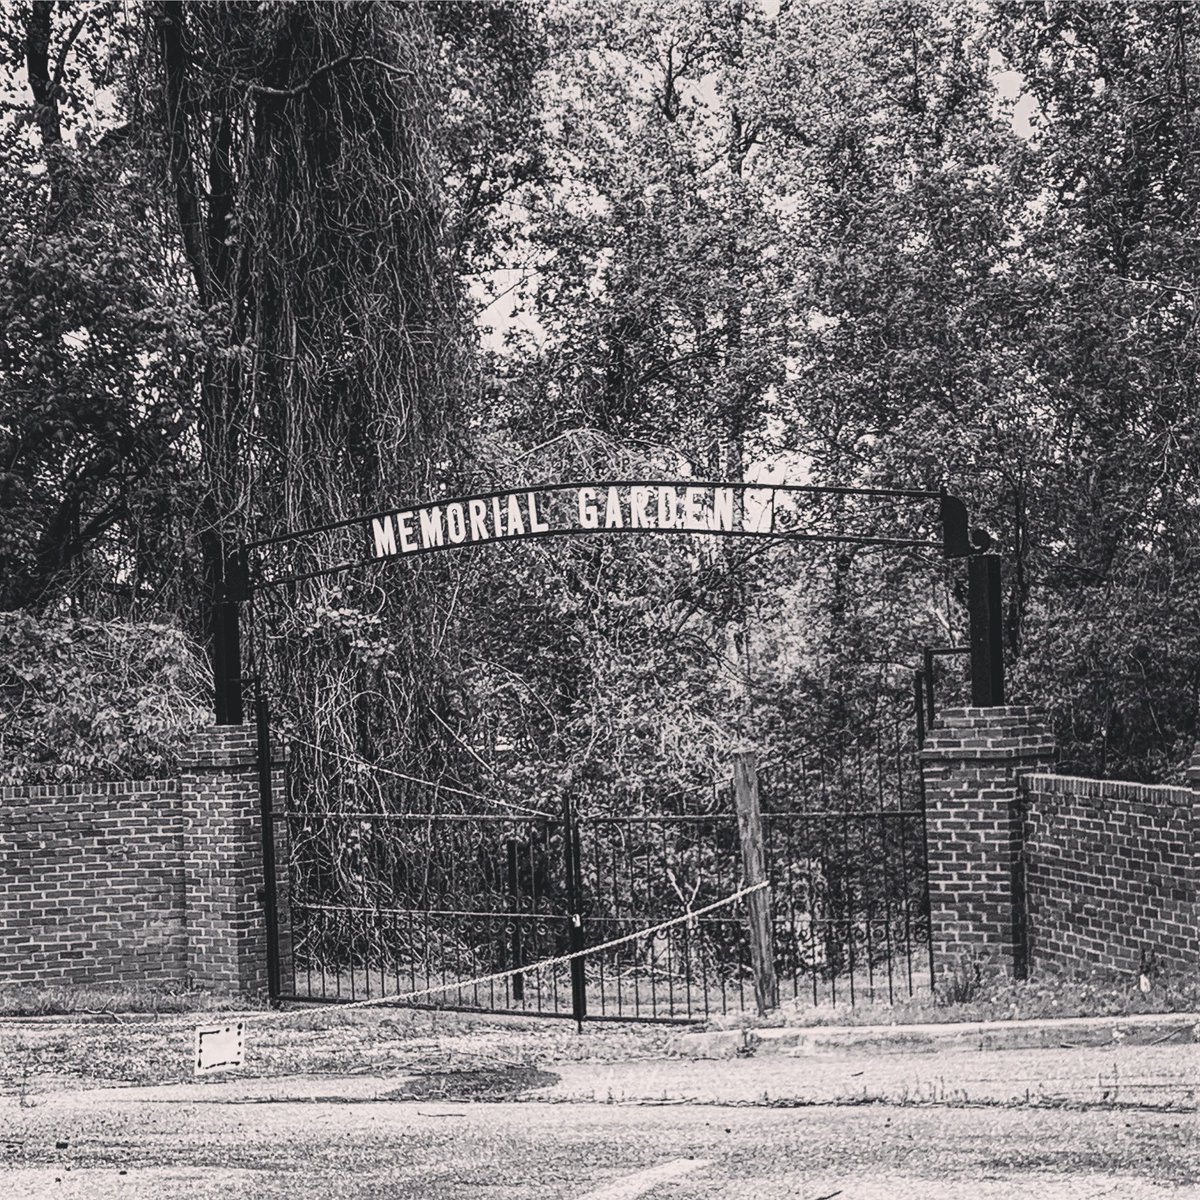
[{"xmin": 370, "ymin": 485, "xmax": 738, "ymax": 558}]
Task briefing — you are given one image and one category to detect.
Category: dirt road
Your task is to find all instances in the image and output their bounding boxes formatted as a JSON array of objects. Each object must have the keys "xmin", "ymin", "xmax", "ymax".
[
  {"xmin": 4, "ymin": 1012, "xmax": 1195, "ymax": 1200},
  {"xmin": 3, "ymin": 1030, "xmax": 1197, "ymax": 1199},
  {"xmin": 4, "ymin": 1085, "xmax": 1198, "ymax": 1199}
]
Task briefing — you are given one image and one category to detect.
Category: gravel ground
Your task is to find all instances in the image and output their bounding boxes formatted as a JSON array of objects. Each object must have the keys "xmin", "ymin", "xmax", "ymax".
[{"xmin": 3, "ymin": 1087, "xmax": 1197, "ymax": 1199}]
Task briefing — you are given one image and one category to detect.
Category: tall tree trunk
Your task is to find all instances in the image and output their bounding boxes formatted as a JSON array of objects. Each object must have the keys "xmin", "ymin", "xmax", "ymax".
[{"xmin": 153, "ymin": 1, "xmax": 243, "ymax": 712}]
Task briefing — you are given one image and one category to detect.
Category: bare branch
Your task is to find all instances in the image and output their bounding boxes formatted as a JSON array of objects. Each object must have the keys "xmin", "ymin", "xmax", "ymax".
[{"xmin": 248, "ymin": 53, "xmax": 414, "ymax": 99}]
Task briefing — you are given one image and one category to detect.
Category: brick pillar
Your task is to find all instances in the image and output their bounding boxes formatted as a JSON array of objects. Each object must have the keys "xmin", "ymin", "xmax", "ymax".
[
  {"xmin": 180, "ymin": 725, "xmax": 286, "ymax": 995},
  {"xmin": 920, "ymin": 706, "xmax": 1054, "ymax": 980}
]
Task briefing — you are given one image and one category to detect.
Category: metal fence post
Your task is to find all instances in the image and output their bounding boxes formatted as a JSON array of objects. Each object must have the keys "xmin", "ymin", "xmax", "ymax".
[
  {"xmin": 1009, "ymin": 791, "xmax": 1029, "ymax": 982},
  {"xmin": 732, "ymin": 750, "xmax": 779, "ymax": 1015},
  {"xmin": 561, "ymin": 789, "xmax": 588, "ymax": 1031},
  {"xmin": 207, "ymin": 538, "xmax": 246, "ymax": 726},
  {"xmin": 506, "ymin": 839, "xmax": 525, "ymax": 1003},
  {"xmin": 968, "ymin": 553, "xmax": 1005, "ymax": 706},
  {"xmin": 254, "ymin": 692, "xmax": 281, "ymax": 1001},
  {"xmin": 914, "ymin": 670, "xmax": 937, "ymax": 997}
]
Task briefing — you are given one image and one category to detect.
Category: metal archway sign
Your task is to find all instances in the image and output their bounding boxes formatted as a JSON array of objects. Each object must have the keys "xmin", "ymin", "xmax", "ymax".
[
  {"xmin": 237, "ymin": 480, "xmax": 975, "ymax": 590},
  {"xmin": 210, "ymin": 480, "xmax": 984, "ymax": 723}
]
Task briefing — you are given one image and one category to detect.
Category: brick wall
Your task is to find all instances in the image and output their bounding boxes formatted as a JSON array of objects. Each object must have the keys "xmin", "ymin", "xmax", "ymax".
[
  {"xmin": 0, "ymin": 725, "xmax": 285, "ymax": 994},
  {"xmin": 921, "ymin": 706, "xmax": 1198, "ymax": 981},
  {"xmin": 920, "ymin": 706, "xmax": 1054, "ymax": 977},
  {"xmin": 1, "ymin": 779, "xmax": 186, "ymax": 986},
  {"xmin": 1022, "ymin": 772, "xmax": 1197, "ymax": 975}
]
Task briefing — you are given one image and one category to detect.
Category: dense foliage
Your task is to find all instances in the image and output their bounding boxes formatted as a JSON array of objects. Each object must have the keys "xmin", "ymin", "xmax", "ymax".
[
  {"xmin": 0, "ymin": 611, "xmax": 207, "ymax": 783},
  {"xmin": 3, "ymin": 1, "xmax": 1200, "ymax": 785}
]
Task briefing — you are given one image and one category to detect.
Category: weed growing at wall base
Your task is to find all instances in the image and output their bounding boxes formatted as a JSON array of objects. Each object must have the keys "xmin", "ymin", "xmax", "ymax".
[{"xmin": 938, "ymin": 955, "xmax": 985, "ymax": 1006}]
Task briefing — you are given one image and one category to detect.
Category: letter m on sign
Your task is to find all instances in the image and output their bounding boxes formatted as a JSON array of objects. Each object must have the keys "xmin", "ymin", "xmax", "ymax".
[{"xmin": 372, "ymin": 516, "xmax": 397, "ymax": 557}]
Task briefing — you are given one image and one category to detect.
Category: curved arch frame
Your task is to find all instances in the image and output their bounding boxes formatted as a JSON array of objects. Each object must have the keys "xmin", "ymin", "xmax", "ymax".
[
  {"xmin": 211, "ymin": 481, "xmax": 981, "ymax": 723},
  {"xmin": 234, "ymin": 481, "xmax": 975, "ymax": 594}
]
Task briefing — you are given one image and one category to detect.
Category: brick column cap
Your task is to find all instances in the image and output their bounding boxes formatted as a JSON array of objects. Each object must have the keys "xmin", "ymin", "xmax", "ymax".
[
  {"xmin": 921, "ymin": 707, "xmax": 1054, "ymax": 763},
  {"xmin": 935, "ymin": 705, "xmax": 1048, "ymax": 723}
]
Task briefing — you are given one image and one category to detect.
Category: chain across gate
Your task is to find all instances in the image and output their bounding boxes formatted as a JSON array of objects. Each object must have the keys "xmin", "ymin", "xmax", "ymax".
[{"xmin": 260, "ymin": 702, "xmax": 934, "ymax": 1022}]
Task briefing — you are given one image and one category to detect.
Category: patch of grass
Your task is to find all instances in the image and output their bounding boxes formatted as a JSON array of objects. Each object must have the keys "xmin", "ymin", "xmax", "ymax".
[
  {"xmin": 926, "ymin": 963, "xmax": 1200, "ymax": 1022},
  {"xmin": 938, "ymin": 955, "xmax": 984, "ymax": 1006},
  {"xmin": 0, "ymin": 982, "xmax": 270, "ymax": 1018},
  {"xmin": 0, "ymin": 1005, "xmax": 675, "ymax": 1097},
  {"xmin": 707, "ymin": 964, "xmax": 1200, "ymax": 1030}
]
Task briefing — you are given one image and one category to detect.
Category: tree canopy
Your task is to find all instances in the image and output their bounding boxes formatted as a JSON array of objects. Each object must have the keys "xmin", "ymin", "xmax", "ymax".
[{"xmin": 4, "ymin": 0, "xmax": 1200, "ymax": 785}]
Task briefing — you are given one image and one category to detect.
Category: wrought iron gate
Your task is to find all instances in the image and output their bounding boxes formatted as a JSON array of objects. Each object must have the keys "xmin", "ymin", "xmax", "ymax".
[
  {"xmin": 230, "ymin": 480, "xmax": 996, "ymax": 1022},
  {"xmin": 262, "ymin": 701, "xmax": 933, "ymax": 1022}
]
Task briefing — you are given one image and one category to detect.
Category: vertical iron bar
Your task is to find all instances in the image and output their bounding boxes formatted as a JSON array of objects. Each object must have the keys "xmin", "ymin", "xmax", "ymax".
[
  {"xmin": 561, "ymin": 792, "xmax": 587, "ymax": 1031},
  {"xmin": 1010, "ymin": 791, "xmax": 1029, "ymax": 981},
  {"xmin": 628, "ymin": 828, "xmax": 641, "ymax": 1017},
  {"xmin": 857, "ymin": 748, "xmax": 874, "ymax": 1003},
  {"xmin": 986, "ymin": 554, "xmax": 1005, "ymax": 704},
  {"xmin": 431, "ymin": 837, "xmax": 443, "ymax": 1004},
  {"xmin": 527, "ymin": 832, "xmax": 541, "ymax": 1009},
  {"xmin": 825, "ymin": 814, "xmax": 836, "ymax": 1008},
  {"xmin": 208, "ymin": 540, "xmax": 245, "ymax": 725},
  {"xmin": 876, "ymin": 730, "xmax": 896, "ymax": 1005},
  {"xmin": 923, "ymin": 647, "xmax": 936, "ymax": 730},
  {"xmin": 594, "ymin": 823, "xmax": 608, "ymax": 1017},
  {"xmin": 784, "ymin": 817, "xmax": 798, "ymax": 1001},
  {"xmin": 571, "ymin": 812, "xmax": 587, "ymax": 1026},
  {"xmin": 968, "ymin": 553, "xmax": 1005, "ymax": 705},
  {"xmin": 660, "ymin": 822, "xmax": 675, "ymax": 1017},
  {"xmin": 682, "ymin": 891, "xmax": 694, "ymax": 1021},
  {"xmin": 254, "ymin": 693, "xmax": 282, "ymax": 1001},
  {"xmin": 806, "ymin": 815, "xmax": 818, "ymax": 1007},
  {"xmin": 407, "ymin": 908, "xmax": 417, "ymax": 998},
  {"xmin": 915, "ymin": 676, "xmax": 936, "ymax": 997},
  {"xmin": 393, "ymin": 910, "xmax": 401, "ymax": 1004},
  {"xmin": 698, "ymin": 819, "xmax": 712, "ymax": 1019},
  {"xmin": 647, "ymin": 829, "xmax": 659, "ymax": 1018},
  {"xmin": 506, "ymin": 839, "xmax": 525, "ymax": 1002},
  {"xmin": 874, "ymin": 720, "xmax": 894, "ymax": 1002},
  {"xmin": 898, "ymin": 809, "xmax": 914, "ymax": 997},
  {"xmin": 839, "ymin": 753, "xmax": 855, "ymax": 1008}
]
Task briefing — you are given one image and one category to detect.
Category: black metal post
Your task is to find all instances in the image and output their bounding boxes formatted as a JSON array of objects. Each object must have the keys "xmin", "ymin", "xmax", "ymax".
[
  {"xmin": 1009, "ymin": 791, "xmax": 1029, "ymax": 981},
  {"xmin": 207, "ymin": 537, "xmax": 246, "ymax": 726},
  {"xmin": 212, "ymin": 597, "xmax": 243, "ymax": 725},
  {"xmin": 967, "ymin": 554, "xmax": 1005, "ymax": 706},
  {"xmin": 561, "ymin": 791, "xmax": 588, "ymax": 1032},
  {"xmin": 254, "ymin": 692, "xmax": 282, "ymax": 1001},
  {"xmin": 506, "ymin": 839, "xmax": 525, "ymax": 1003},
  {"xmin": 913, "ymin": 670, "xmax": 937, "ymax": 996},
  {"xmin": 922, "ymin": 648, "xmax": 936, "ymax": 731},
  {"xmin": 922, "ymin": 646, "xmax": 972, "ymax": 728},
  {"xmin": 939, "ymin": 489, "xmax": 973, "ymax": 558}
]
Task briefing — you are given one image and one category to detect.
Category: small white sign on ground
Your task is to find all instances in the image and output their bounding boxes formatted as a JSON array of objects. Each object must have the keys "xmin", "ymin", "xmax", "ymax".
[{"xmin": 194, "ymin": 1022, "xmax": 246, "ymax": 1075}]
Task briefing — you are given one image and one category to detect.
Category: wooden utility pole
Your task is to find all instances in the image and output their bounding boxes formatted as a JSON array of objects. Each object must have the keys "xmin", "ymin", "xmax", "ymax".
[{"xmin": 732, "ymin": 749, "xmax": 778, "ymax": 1015}]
